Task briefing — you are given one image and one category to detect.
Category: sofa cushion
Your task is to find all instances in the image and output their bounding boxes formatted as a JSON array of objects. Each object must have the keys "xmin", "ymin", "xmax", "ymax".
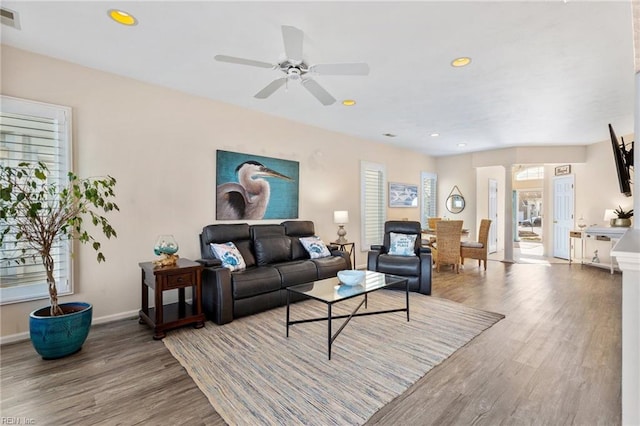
[
  {"xmin": 231, "ymin": 266, "xmax": 282, "ymax": 299},
  {"xmin": 282, "ymin": 220, "xmax": 315, "ymax": 237},
  {"xmin": 299, "ymin": 236, "xmax": 331, "ymax": 259},
  {"xmin": 273, "ymin": 260, "xmax": 317, "ymax": 288},
  {"xmin": 202, "ymin": 223, "xmax": 250, "ymax": 244},
  {"xmin": 376, "ymin": 253, "xmax": 420, "ymax": 276},
  {"xmin": 254, "ymin": 236, "xmax": 292, "ymax": 265},
  {"xmin": 289, "ymin": 236, "xmax": 309, "ymax": 260},
  {"xmin": 251, "ymin": 224, "xmax": 286, "ymax": 239},
  {"xmin": 200, "ymin": 223, "xmax": 251, "ymax": 260},
  {"xmin": 312, "ymin": 256, "xmax": 350, "ymax": 280},
  {"xmin": 234, "ymin": 240, "xmax": 256, "ymax": 267},
  {"xmin": 210, "ymin": 242, "xmax": 247, "ymax": 271}
]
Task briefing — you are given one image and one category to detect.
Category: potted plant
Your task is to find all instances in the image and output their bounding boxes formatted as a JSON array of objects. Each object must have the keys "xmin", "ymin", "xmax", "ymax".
[
  {"xmin": 0, "ymin": 161, "xmax": 118, "ymax": 359},
  {"xmin": 611, "ymin": 206, "xmax": 633, "ymax": 227}
]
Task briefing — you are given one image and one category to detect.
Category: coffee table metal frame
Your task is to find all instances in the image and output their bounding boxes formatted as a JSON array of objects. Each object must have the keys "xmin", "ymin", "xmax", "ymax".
[{"xmin": 286, "ymin": 271, "xmax": 409, "ymax": 359}]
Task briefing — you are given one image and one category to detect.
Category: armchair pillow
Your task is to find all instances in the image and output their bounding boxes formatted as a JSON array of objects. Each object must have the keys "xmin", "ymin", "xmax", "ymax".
[
  {"xmin": 299, "ymin": 236, "xmax": 332, "ymax": 259},
  {"xmin": 210, "ymin": 242, "xmax": 247, "ymax": 271},
  {"xmin": 388, "ymin": 232, "xmax": 418, "ymax": 256}
]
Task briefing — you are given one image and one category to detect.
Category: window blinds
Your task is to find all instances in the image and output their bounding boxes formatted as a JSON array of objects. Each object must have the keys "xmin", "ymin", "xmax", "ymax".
[{"xmin": 0, "ymin": 96, "xmax": 72, "ymax": 304}]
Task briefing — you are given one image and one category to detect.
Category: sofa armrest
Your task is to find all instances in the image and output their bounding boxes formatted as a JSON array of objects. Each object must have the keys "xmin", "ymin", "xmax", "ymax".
[
  {"xmin": 367, "ymin": 246, "xmax": 385, "ymax": 271},
  {"xmin": 418, "ymin": 246, "xmax": 432, "ymax": 254},
  {"xmin": 201, "ymin": 266, "xmax": 234, "ymax": 325},
  {"xmin": 197, "ymin": 258, "xmax": 222, "ymax": 268},
  {"xmin": 330, "ymin": 249, "xmax": 352, "ymax": 269},
  {"xmin": 418, "ymin": 250, "xmax": 433, "ymax": 295}
]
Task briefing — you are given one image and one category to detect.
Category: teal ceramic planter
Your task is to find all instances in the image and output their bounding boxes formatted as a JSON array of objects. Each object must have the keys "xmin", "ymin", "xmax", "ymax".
[{"xmin": 29, "ymin": 302, "xmax": 93, "ymax": 360}]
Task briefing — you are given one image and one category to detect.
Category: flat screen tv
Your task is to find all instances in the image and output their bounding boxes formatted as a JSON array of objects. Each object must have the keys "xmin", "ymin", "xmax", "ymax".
[{"xmin": 608, "ymin": 123, "xmax": 633, "ymax": 197}]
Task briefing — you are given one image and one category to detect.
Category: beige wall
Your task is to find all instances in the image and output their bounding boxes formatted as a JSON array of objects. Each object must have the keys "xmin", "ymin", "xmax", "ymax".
[
  {"xmin": 436, "ymin": 154, "xmax": 476, "ymax": 231},
  {"xmin": 0, "ymin": 45, "xmax": 435, "ymax": 338},
  {"xmin": 575, "ymin": 140, "xmax": 635, "ymax": 227}
]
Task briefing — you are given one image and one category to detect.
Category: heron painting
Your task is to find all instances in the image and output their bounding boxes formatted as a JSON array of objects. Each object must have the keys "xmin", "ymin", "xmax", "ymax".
[{"xmin": 216, "ymin": 150, "xmax": 299, "ymax": 220}]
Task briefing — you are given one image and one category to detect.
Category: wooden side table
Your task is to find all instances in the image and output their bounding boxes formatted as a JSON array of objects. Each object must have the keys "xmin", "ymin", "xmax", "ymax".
[
  {"xmin": 332, "ymin": 241, "xmax": 356, "ymax": 269},
  {"xmin": 138, "ymin": 258, "xmax": 205, "ymax": 340}
]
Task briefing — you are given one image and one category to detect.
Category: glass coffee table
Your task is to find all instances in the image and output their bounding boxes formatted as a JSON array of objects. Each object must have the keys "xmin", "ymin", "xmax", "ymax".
[{"xmin": 286, "ymin": 271, "xmax": 409, "ymax": 360}]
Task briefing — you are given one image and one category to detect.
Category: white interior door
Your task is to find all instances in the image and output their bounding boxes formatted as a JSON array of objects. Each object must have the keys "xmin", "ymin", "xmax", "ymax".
[
  {"xmin": 553, "ymin": 175, "xmax": 574, "ymax": 259},
  {"xmin": 488, "ymin": 179, "xmax": 498, "ymax": 253}
]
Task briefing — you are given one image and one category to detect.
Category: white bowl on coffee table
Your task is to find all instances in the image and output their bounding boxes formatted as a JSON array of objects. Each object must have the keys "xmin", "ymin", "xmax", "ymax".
[{"xmin": 337, "ymin": 270, "xmax": 365, "ymax": 286}]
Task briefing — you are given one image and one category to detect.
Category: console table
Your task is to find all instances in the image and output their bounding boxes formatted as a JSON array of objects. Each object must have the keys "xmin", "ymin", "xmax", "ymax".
[
  {"xmin": 138, "ymin": 258, "xmax": 205, "ymax": 339},
  {"xmin": 569, "ymin": 227, "xmax": 628, "ymax": 274}
]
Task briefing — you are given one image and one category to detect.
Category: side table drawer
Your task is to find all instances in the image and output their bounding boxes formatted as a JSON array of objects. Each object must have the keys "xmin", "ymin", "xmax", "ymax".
[{"xmin": 166, "ymin": 272, "xmax": 194, "ymax": 289}]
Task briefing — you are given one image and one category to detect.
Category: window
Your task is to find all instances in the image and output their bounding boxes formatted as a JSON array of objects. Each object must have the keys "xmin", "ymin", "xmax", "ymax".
[
  {"xmin": 420, "ymin": 172, "xmax": 437, "ymax": 229},
  {"xmin": 515, "ymin": 166, "xmax": 544, "ymax": 181},
  {"xmin": 360, "ymin": 161, "xmax": 386, "ymax": 250},
  {"xmin": 0, "ymin": 95, "xmax": 73, "ymax": 305}
]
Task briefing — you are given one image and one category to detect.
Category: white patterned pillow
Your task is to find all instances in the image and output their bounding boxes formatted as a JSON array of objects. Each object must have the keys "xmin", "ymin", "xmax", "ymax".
[
  {"xmin": 210, "ymin": 242, "xmax": 246, "ymax": 271},
  {"xmin": 388, "ymin": 232, "xmax": 417, "ymax": 256},
  {"xmin": 299, "ymin": 236, "xmax": 331, "ymax": 259}
]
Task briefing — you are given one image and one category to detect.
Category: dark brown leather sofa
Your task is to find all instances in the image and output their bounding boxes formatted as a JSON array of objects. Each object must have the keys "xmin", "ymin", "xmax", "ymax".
[{"xmin": 198, "ymin": 220, "xmax": 351, "ymax": 325}]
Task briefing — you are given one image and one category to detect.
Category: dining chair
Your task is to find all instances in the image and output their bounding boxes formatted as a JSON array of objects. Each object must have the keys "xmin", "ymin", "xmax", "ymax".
[
  {"xmin": 424, "ymin": 217, "xmax": 442, "ymax": 247},
  {"xmin": 431, "ymin": 220, "xmax": 463, "ymax": 273},
  {"xmin": 427, "ymin": 217, "xmax": 442, "ymax": 230},
  {"xmin": 460, "ymin": 219, "xmax": 492, "ymax": 270}
]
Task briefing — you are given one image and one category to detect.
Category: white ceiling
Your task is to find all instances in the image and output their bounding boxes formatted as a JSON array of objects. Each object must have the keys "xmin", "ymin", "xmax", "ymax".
[{"xmin": 1, "ymin": 1, "xmax": 636, "ymax": 157}]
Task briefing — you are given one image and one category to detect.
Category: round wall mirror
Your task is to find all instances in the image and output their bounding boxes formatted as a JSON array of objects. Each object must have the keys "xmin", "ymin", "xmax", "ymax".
[{"xmin": 446, "ymin": 194, "xmax": 466, "ymax": 214}]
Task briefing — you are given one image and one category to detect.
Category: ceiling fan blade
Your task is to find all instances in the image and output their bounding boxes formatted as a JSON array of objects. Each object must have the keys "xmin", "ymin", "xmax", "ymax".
[
  {"xmin": 301, "ymin": 78, "xmax": 336, "ymax": 106},
  {"xmin": 254, "ymin": 78, "xmax": 287, "ymax": 99},
  {"xmin": 214, "ymin": 55, "xmax": 274, "ymax": 69},
  {"xmin": 282, "ymin": 26, "xmax": 304, "ymax": 63},
  {"xmin": 309, "ymin": 63, "xmax": 370, "ymax": 76}
]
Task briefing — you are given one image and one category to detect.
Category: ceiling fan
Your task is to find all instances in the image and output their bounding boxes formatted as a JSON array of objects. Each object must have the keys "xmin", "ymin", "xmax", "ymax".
[{"xmin": 214, "ymin": 25, "xmax": 369, "ymax": 106}]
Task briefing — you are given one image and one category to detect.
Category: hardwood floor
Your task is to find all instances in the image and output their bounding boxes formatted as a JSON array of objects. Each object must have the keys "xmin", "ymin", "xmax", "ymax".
[{"xmin": 1, "ymin": 260, "xmax": 621, "ymax": 425}]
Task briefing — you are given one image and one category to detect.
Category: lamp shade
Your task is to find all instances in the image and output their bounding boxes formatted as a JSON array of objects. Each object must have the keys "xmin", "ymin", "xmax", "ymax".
[
  {"xmin": 333, "ymin": 210, "xmax": 349, "ymax": 224},
  {"xmin": 603, "ymin": 209, "xmax": 617, "ymax": 221}
]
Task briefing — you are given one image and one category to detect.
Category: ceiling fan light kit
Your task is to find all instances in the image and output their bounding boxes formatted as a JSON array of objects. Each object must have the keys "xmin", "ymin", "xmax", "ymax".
[{"xmin": 215, "ymin": 25, "xmax": 369, "ymax": 106}]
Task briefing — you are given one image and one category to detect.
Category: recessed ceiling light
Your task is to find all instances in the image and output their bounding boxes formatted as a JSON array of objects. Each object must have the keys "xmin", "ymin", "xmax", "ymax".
[
  {"xmin": 457, "ymin": 143, "xmax": 467, "ymax": 147},
  {"xmin": 108, "ymin": 9, "xmax": 137, "ymax": 26},
  {"xmin": 451, "ymin": 57, "xmax": 471, "ymax": 67},
  {"xmin": 342, "ymin": 100, "xmax": 356, "ymax": 106},
  {"xmin": 383, "ymin": 133, "xmax": 396, "ymax": 138},
  {"xmin": 430, "ymin": 133, "xmax": 440, "ymax": 137}
]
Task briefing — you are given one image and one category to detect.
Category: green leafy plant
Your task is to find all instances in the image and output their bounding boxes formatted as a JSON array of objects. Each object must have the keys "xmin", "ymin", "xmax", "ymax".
[
  {"xmin": 614, "ymin": 206, "xmax": 634, "ymax": 219},
  {"xmin": 0, "ymin": 162, "xmax": 119, "ymax": 316}
]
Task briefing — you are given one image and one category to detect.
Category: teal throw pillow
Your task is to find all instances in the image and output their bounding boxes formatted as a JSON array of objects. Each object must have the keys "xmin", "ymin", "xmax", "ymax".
[
  {"xmin": 388, "ymin": 232, "xmax": 417, "ymax": 256},
  {"xmin": 299, "ymin": 236, "xmax": 331, "ymax": 259},
  {"xmin": 210, "ymin": 242, "xmax": 247, "ymax": 271}
]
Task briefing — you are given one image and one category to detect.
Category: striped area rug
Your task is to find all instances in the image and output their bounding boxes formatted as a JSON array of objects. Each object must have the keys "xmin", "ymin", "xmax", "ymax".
[{"xmin": 163, "ymin": 290, "xmax": 504, "ymax": 426}]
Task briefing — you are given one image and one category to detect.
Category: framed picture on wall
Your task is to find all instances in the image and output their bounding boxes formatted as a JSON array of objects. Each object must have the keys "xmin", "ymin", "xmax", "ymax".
[
  {"xmin": 554, "ymin": 165, "xmax": 571, "ymax": 176},
  {"xmin": 216, "ymin": 150, "xmax": 299, "ymax": 220},
  {"xmin": 388, "ymin": 182, "xmax": 418, "ymax": 207}
]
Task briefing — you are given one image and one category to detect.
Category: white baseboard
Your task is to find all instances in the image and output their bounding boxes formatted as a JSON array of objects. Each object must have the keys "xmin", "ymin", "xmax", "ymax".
[{"xmin": 0, "ymin": 309, "xmax": 139, "ymax": 346}]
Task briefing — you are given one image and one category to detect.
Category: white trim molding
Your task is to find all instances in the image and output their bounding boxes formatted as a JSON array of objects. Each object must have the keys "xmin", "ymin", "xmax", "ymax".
[{"xmin": 611, "ymin": 229, "xmax": 640, "ymax": 426}]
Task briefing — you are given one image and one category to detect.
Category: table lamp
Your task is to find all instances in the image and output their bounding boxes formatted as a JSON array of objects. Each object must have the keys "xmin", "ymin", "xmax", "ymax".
[{"xmin": 333, "ymin": 210, "xmax": 349, "ymax": 244}]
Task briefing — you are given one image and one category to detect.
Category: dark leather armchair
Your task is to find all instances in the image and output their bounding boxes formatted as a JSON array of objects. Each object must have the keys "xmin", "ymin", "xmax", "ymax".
[{"xmin": 367, "ymin": 221, "xmax": 432, "ymax": 295}]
